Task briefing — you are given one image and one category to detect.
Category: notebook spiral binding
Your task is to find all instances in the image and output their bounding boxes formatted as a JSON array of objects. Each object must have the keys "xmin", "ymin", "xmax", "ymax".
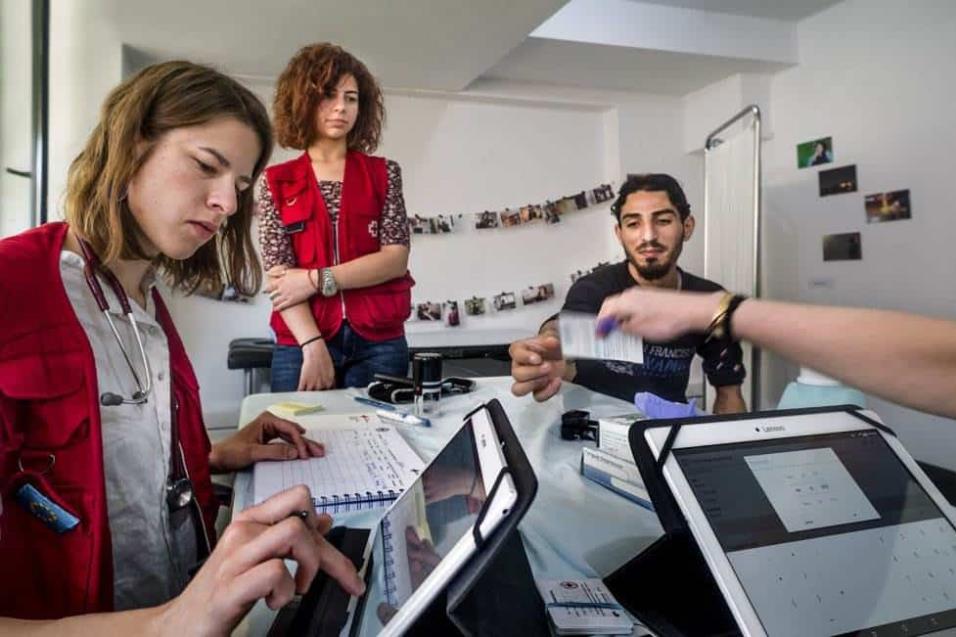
[
  {"xmin": 382, "ymin": 515, "xmax": 399, "ymax": 607},
  {"xmin": 311, "ymin": 488, "xmax": 403, "ymax": 514}
]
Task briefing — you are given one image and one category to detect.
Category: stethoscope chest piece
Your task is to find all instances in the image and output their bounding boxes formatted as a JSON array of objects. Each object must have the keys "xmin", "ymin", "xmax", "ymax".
[{"xmin": 166, "ymin": 477, "xmax": 195, "ymax": 512}]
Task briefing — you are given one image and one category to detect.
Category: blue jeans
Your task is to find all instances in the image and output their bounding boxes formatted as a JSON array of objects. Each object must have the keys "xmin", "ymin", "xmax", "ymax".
[{"xmin": 270, "ymin": 323, "xmax": 409, "ymax": 391}]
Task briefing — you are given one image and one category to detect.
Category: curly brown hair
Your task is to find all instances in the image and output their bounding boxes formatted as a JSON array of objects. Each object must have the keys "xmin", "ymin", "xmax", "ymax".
[
  {"xmin": 64, "ymin": 61, "xmax": 273, "ymax": 296},
  {"xmin": 273, "ymin": 43, "xmax": 384, "ymax": 153}
]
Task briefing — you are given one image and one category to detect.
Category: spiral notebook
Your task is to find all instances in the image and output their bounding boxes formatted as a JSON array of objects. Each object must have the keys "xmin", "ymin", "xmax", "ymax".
[{"xmin": 252, "ymin": 413, "xmax": 425, "ymax": 514}]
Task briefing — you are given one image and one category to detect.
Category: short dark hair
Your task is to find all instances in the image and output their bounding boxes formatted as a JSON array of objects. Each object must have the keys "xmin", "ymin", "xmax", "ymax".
[{"xmin": 610, "ymin": 174, "xmax": 690, "ymax": 222}]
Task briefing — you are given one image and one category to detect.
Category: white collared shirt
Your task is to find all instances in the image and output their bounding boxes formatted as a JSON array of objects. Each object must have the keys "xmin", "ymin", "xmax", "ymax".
[{"xmin": 59, "ymin": 250, "xmax": 197, "ymax": 610}]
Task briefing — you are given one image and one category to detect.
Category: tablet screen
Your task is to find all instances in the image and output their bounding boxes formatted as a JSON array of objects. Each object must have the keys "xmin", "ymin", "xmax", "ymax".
[
  {"xmin": 673, "ymin": 429, "xmax": 956, "ymax": 636},
  {"xmin": 354, "ymin": 417, "xmax": 488, "ymax": 634}
]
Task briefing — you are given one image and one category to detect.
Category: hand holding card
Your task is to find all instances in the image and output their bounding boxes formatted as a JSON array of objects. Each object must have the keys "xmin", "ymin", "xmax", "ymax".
[{"xmin": 559, "ymin": 312, "xmax": 644, "ymax": 364}]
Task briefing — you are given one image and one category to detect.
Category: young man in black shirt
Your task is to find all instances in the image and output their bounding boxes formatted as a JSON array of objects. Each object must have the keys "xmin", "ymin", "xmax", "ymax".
[{"xmin": 509, "ymin": 174, "xmax": 747, "ymax": 414}]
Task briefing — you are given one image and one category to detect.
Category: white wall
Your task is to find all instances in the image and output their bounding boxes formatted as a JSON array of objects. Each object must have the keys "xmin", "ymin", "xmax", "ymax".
[
  {"xmin": 761, "ymin": 0, "xmax": 956, "ymax": 468},
  {"xmin": 383, "ymin": 90, "xmax": 616, "ymax": 337},
  {"xmin": 0, "ymin": 1, "xmax": 34, "ymax": 237},
  {"xmin": 48, "ymin": 0, "xmax": 124, "ymax": 221}
]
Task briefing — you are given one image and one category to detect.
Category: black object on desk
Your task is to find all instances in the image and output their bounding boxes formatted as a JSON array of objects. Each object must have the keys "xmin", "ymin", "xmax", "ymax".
[
  {"xmin": 404, "ymin": 399, "xmax": 548, "ymax": 637},
  {"xmin": 367, "ymin": 373, "xmax": 476, "ymax": 405}
]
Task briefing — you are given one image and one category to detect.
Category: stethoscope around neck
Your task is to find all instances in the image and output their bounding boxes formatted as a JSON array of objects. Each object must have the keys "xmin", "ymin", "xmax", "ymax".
[
  {"xmin": 75, "ymin": 237, "xmax": 208, "ymax": 554},
  {"xmin": 76, "ymin": 238, "xmax": 153, "ymax": 407}
]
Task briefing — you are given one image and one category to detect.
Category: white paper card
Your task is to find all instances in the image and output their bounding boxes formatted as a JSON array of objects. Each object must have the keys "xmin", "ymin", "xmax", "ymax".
[
  {"xmin": 536, "ymin": 578, "xmax": 634, "ymax": 635},
  {"xmin": 559, "ymin": 311, "xmax": 644, "ymax": 364}
]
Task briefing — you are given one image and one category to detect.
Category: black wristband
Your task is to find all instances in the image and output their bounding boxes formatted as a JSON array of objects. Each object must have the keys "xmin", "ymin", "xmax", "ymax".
[
  {"xmin": 299, "ymin": 335, "xmax": 323, "ymax": 349},
  {"xmin": 723, "ymin": 294, "xmax": 748, "ymax": 341}
]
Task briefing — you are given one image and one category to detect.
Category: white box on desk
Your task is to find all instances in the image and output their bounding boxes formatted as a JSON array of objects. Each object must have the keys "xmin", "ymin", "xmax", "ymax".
[
  {"xmin": 581, "ymin": 447, "xmax": 653, "ymax": 511},
  {"xmin": 596, "ymin": 413, "xmax": 646, "ymax": 461}
]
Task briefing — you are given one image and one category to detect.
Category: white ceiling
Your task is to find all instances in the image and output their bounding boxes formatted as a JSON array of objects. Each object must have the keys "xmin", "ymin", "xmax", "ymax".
[
  {"xmin": 103, "ymin": 0, "xmax": 839, "ymax": 97},
  {"xmin": 629, "ymin": 0, "xmax": 843, "ymax": 21},
  {"xmin": 110, "ymin": 0, "xmax": 568, "ymax": 91},
  {"xmin": 483, "ymin": 38, "xmax": 788, "ymax": 95}
]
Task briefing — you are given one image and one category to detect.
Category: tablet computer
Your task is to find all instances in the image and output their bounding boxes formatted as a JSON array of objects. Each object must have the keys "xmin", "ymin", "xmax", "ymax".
[
  {"xmin": 270, "ymin": 399, "xmax": 534, "ymax": 636},
  {"xmin": 643, "ymin": 409, "xmax": 956, "ymax": 637}
]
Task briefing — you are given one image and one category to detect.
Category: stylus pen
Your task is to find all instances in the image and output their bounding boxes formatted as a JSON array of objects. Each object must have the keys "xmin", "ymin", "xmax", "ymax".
[
  {"xmin": 376, "ymin": 409, "xmax": 431, "ymax": 428},
  {"xmin": 354, "ymin": 396, "xmax": 431, "ymax": 426},
  {"xmin": 596, "ymin": 315, "xmax": 624, "ymax": 338},
  {"xmin": 353, "ymin": 396, "xmax": 397, "ymax": 411}
]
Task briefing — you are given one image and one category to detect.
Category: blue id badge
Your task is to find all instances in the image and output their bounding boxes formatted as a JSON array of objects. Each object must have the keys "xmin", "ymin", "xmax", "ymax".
[{"xmin": 14, "ymin": 483, "xmax": 80, "ymax": 534}]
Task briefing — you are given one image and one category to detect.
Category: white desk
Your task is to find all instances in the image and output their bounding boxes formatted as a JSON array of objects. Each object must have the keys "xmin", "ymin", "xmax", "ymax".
[{"xmin": 232, "ymin": 377, "xmax": 662, "ymax": 636}]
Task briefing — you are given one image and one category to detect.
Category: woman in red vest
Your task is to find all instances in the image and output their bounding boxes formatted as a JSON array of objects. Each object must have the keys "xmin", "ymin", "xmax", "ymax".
[
  {"xmin": 259, "ymin": 43, "xmax": 414, "ymax": 391},
  {"xmin": 0, "ymin": 62, "xmax": 363, "ymax": 633}
]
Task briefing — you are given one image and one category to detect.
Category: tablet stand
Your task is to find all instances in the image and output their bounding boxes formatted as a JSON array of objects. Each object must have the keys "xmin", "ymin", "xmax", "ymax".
[
  {"xmin": 604, "ymin": 531, "xmax": 739, "ymax": 637},
  {"xmin": 406, "ymin": 400, "xmax": 549, "ymax": 636},
  {"xmin": 406, "ymin": 530, "xmax": 549, "ymax": 637}
]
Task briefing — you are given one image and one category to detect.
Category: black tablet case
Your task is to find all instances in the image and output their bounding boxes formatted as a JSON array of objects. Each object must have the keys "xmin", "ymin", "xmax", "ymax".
[
  {"xmin": 404, "ymin": 397, "xmax": 548, "ymax": 636},
  {"xmin": 604, "ymin": 405, "xmax": 880, "ymax": 637}
]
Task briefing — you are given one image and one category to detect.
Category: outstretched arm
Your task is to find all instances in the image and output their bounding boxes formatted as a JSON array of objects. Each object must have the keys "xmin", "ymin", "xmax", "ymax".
[{"xmin": 598, "ymin": 289, "xmax": 956, "ymax": 419}]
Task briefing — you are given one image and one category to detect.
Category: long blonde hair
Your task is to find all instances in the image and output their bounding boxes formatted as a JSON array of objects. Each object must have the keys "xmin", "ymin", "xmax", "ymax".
[{"xmin": 64, "ymin": 61, "xmax": 273, "ymax": 295}]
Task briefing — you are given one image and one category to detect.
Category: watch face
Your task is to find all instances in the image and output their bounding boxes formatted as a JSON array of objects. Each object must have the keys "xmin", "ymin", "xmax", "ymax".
[{"xmin": 321, "ymin": 268, "xmax": 338, "ymax": 297}]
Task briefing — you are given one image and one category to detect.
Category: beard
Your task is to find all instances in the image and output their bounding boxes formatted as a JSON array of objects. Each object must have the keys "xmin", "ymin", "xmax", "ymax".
[{"xmin": 625, "ymin": 236, "xmax": 683, "ymax": 281}]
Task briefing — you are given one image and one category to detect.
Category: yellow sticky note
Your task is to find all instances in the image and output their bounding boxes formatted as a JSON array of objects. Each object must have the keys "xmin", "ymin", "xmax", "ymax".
[{"xmin": 268, "ymin": 401, "xmax": 325, "ymax": 417}]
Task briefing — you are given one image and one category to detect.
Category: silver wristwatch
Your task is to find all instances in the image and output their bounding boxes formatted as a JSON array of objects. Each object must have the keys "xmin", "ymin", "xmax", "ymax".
[{"xmin": 320, "ymin": 267, "xmax": 338, "ymax": 297}]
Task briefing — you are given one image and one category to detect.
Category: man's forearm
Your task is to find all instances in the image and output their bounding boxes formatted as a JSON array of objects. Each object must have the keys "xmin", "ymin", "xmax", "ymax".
[{"xmin": 712, "ymin": 386, "xmax": 747, "ymax": 415}]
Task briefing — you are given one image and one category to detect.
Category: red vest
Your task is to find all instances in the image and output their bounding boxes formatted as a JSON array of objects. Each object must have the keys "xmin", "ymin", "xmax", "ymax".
[
  {"xmin": 265, "ymin": 151, "xmax": 413, "ymax": 346},
  {"xmin": 0, "ymin": 222, "xmax": 217, "ymax": 619}
]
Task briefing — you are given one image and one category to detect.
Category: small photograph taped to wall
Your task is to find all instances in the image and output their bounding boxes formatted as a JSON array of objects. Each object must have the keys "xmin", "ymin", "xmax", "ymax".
[
  {"xmin": 444, "ymin": 300, "xmax": 460, "ymax": 327},
  {"xmin": 797, "ymin": 136, "xmax": 834, "ymax": 168},
  {"xmin": 519, "ymin": 205, "xmax": 542, "ymax": 224},
  {"xmin": 433, "ymin": 214, "xmax": 454, "ymax": 234},
  {"xmin": 573, "ymin": 191, "xmax": 589, "ymax": 210},
  {"xmin": 865, "ymin": 189, "xmax": 911, "ymax": 224},
  {"xmin": 475, "ymin": 211, "xmax": 499, "ymax": 229},
  {"xmin": 416, "ymin": 301, "xmax": 442, "ymax": 321},
  {"xmin": 521, "ymin": 283, "xmax": 555, "ymax": 305},
  {"xmin": 493, "ymin": 292, "xmax": 517, "ymax": 311},
  {"xmin": 823, "ymin": 232, "xmax": 862, "ymax": 261},
  {"xmin": 543, "ymin": 202, "xmax": 562, "ymax": 225},
  {"xmin": 409, "ymin": 215, "xmax": 434, "ymax": 235},
  {"xmin": 464, "ymin": 297, "xmax": 486, "ymax": 316},
  {"xmin": 592, "ymin": 183, "xmax": 614, "ymax": 203},
  {"xmin": 556, "ymin": 197, "xmax": 577, "ymax": 216},
  {"xmin": 819, "ymin": 165, "xmax": 857, "ymax": 196},
  {"xmin": 500, "ymin": 209, "xmax": 522, "ymax": 228}
]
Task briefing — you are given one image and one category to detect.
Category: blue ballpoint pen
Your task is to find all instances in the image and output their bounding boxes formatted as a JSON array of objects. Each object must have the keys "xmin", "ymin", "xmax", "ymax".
[{"xmin": 353, "ymin": 395, "xmax": 431, "ymax": 427}]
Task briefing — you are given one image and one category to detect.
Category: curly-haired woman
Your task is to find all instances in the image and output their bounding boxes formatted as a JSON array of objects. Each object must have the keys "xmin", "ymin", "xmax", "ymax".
[{"xmin": 259, "ymin": 43, "xmax": 414, "ymax": 391}]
